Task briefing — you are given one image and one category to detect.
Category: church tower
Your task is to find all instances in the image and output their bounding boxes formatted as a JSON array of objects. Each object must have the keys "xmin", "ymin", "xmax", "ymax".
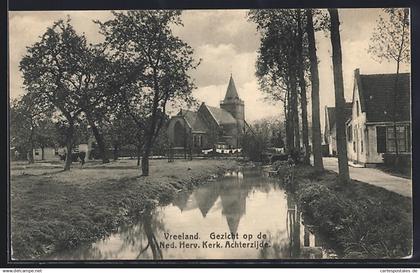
[{"xmin": 220, "ymin": 75, "xmax": 245, "ymax": 133}]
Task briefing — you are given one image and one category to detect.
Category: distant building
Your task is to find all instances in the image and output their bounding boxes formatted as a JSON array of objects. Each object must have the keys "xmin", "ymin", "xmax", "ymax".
[
  {"xmin": 323, "ymin": 102, "xmax": 352, "ymax": 156},
  {"xmin": 346, "ymin": 69, "xmax": 411, "ymax": 166},
  {"xmin": 32, "ymin": 142, "xmax": 93, "ymax": 162},
  {"xmin": 32, "ymin": 147, "xmax": 64, "ymax": 161},
  {"xmin": 167, "ymin": 75, "xmax": 246, "ymax": 150}
]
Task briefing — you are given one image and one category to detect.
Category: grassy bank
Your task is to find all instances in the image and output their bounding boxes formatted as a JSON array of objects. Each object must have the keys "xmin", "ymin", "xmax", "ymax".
[
  {"xmin": 273, "ymin": 162, "xmax": 412, "ymax": 258},
  {"xmin": 10, "ymin": 159, "xmax": 239, "ymax": 260}
]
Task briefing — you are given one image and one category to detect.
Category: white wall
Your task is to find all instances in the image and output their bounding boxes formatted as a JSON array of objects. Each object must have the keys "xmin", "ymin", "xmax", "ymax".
[
  {"xmin": 33, "ymin": 147, "xmax": 60, "ymax": 161},
  {"xmin": 348, "ymin": 82, "xmax": 368, "ymax": 164},
  {"xmin": 33, "ymin": 144, "xmax": 89, "ymax": 161},
  {"xmin": 328, "ymin": 124, "xmax": 337, "ymax": 156}
]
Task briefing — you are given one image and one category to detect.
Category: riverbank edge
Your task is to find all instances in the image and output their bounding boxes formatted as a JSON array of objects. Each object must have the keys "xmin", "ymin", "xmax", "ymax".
[
  {"xmin": 11, "ymin": 159, "xmax": 243, "ymax": 260},
  {"xmin": 274, "ymin": 163, "xmax": 412, "ymax": 258}
]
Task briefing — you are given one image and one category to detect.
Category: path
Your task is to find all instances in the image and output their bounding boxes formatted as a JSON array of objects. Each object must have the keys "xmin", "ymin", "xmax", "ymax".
[{"xmin": 321, "ymin": 157, "xmax": 412, "ymax": 198}]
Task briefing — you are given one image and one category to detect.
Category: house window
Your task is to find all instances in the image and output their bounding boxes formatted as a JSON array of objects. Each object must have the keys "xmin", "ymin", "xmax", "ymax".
[
  {"xmin": 347, "ymin": 125, "xmax": 352, "ymax": 141},
  {"xmin": 54, "ymin": 148, "xmax": 59, "ymax": 155},
  {"xmin": 34, "ymin": 149, "xmax": 39, "ymax": 156},
  {"xmin": 193, "ymin": 135, "xmax": 203, "ymax": 148},
  {"xmin": 386, "ymin": 126, "xmax": 410, "ymax": 153}
]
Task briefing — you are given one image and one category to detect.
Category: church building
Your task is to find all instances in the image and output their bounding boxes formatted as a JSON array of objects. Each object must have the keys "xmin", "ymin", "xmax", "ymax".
[{"xmin": 167, "ymin": 75, "xmax": 246, "ymax": 151}]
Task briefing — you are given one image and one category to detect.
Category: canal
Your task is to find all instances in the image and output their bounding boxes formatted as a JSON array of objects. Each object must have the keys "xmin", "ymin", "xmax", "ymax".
[{"xmin": 46, "ymin": 167, "xmax": 336, "ymax": 260}]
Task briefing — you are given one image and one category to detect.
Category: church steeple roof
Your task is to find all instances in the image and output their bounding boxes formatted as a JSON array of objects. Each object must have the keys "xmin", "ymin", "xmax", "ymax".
[{"xmin": 224, "ymin": 75, "xmax": 240, "ymax": 100}]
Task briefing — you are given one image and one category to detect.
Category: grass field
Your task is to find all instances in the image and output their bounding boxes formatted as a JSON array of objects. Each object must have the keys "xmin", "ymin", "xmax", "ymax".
[{"xmin": 10, "ymin": 158, "xmax": 239, "ymax": 259}]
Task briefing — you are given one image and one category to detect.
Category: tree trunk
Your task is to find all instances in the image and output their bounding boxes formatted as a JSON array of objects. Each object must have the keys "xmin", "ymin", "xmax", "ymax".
[
  {"xmin": 64, "ymin": 121, "xmax": 75, "ymax": 171},
  {"xmin": 27, "ymin": 148, "xmax": 34, "ymax": 164},
  {"xmin": 41, "ymin": 147, "xmax": 45, "ymax": 161},
  {"xmin": 140, "ymin": 69, "xmax": 162, "ymax": 176},
  {"xmin": 297, "ymin": 11, "xmax": 310, "ymax": 165},
  {"xmin": 137, "ymin": 144, "xmax": 141, "ymax": 166},
  {"xmin": 113, "ymin": 144, "xmax": 119, "ymax": 161},
  {"xmin": 306, "ymin": 9, "xmax": 324, "ymax": 171},
  {"xmin": 391, "ymin": 10, "xmax": 408, "ymax": 163},
  {"xmin": 28, "ymin": 131, "xmax": 35, "ymax": 164},
  {"xmin": 291, "ymin": 78, "xmax": 300, "ymax": 150},
  {"xmin": 392, "ymin": 69, "xmax": 400, "ymax": 160},
  {"xmin": 329, "ymin": 9, "xmax": 350, "ymax": 184},
  {"xmin": 294, "ymin": 99, "xmax": 300, "ymax": 150},
  {"xmin": 299, "ymin": 84, "xmax": 310, "ymax": 164},
  {"xmin": 87, "ymin": 118, "xmax": 110, "ymax": 164},
  {"xmin": 141, "ymin": 146, "xmax": 150, "ymax": 176},
  {"xmin": 285, "ymin": 88, "xmax": 294, "ymax": 152},
  {"xmin": 143, "ymin": 211, "xmax": 162, "ymax": 259}
]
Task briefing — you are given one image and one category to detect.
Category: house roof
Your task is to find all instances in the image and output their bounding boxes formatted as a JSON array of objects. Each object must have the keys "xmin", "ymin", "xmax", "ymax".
[
  {"xmin": 344, "ymin": 102, "xmax": 353, "ymax": 123},
  {"xmin": 179, "ymin": 110, "xmax": 208, "ymax": 132},
  {"xmin": 326, "ymin": 102, "xmax": 352, "ymax": 130},
  {"xmin": 224, "ymin": 75, "xmax": 240, "ymax": 100},
  {"xmin": 357, "ymin": 72, "xmax": 410, "ymax": 122},
  {"xmin": 205, "ymin": 105, "xmax": 237, "ymax": 125}
]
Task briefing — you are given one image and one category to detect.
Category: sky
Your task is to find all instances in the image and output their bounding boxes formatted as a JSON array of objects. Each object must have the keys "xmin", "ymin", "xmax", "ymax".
[{"xmin": 9, "ymin": 9, "xmax": 410, "ymax": 127}]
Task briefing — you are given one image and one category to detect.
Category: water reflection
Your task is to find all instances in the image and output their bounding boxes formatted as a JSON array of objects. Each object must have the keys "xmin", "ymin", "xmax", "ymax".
[
  {"xmin": 46, "ymin": 168, "xmax": 332, "ymax": 260},
  {"xmin": 259, "ymin": 193, "xmax": 329, "ymax": 259},
  {"xmin": 219, "ymin": 172, "xmax": 247, "ymax": 234}
]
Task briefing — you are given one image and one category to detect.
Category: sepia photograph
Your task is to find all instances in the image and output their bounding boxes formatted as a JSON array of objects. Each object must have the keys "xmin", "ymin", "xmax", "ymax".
[{"xmin": 8, "ymin": 7, "xmax": 412, "ymax": 261}]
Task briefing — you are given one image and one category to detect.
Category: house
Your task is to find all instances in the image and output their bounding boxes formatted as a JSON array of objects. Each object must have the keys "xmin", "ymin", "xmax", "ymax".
[
  {"xmin": 32, "ymin": 143, "xmax": 92, "ymax": 161},
  {"xmin": 167, "ymin": 75, "xmax": 245, "ymax": 151},
  {"xmin": 324, "ymin": 102, "xmax": 352, "ymax": 156},
  {"xmin": 32, "ymin": 147, "xmax": 65, "ymax": 161},
  {"xmin": 346, "ymin": 69, "xmax": 411, "ymax": 166}
]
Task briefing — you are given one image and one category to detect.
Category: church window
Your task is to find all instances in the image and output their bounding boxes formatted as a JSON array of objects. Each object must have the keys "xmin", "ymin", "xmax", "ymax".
[{"xmin": 356, "ymin": 101, "xmax": 359, "ymax": 116}]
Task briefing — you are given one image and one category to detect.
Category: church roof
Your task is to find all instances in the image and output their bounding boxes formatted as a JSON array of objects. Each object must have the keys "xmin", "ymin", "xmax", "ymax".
[
  {"xmin": 224, "ymin": 75, "xmax": 240, "ymax": 100},
  {"xmin": 205, "ymin": 105, "xmax": 237, "ymax": 125},
  {"xmin": 180, "ymin": 110, "xmax": 208, "ymax": 132},
  {"xmin": 194, "ymin": 185, "xmax": 220, "ymax": 218}
]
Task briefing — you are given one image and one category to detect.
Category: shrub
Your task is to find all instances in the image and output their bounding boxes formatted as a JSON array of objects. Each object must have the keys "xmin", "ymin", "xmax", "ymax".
[
  {"xmin": 297, "ymin": 183, "xmax": 412, "ymax": 258},
  {"xmin": 298, "ymin": 184, "xmax": 350, "ymax": 240}
]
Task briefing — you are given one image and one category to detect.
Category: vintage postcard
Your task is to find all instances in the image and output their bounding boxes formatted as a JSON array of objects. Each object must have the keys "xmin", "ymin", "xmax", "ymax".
[{"xmin": 8, "ymin": 8, "xmax": 412, "ymax": 261}]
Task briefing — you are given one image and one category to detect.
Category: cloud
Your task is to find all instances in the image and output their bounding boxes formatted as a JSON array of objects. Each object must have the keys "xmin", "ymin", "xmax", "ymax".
[
  {"xmin": 191, "ymin": 43, "xmax": 256, "ymax": 87},
  {"xmin": 9, "ymin": 11, "xmax": 113, "ymax": 99},
  {"xmin": 174, "ymin": 10, "xmax": 259, "ymax": 54},
  {"xmin": 8, "ymin": 8, "xmax": 411, "ymax": 128}
]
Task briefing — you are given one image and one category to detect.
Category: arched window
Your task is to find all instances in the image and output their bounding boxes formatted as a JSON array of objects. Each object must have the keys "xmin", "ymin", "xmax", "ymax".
[{"xmin": 174, "ymin": 121, "xmax": 186, "ymax": 147}]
